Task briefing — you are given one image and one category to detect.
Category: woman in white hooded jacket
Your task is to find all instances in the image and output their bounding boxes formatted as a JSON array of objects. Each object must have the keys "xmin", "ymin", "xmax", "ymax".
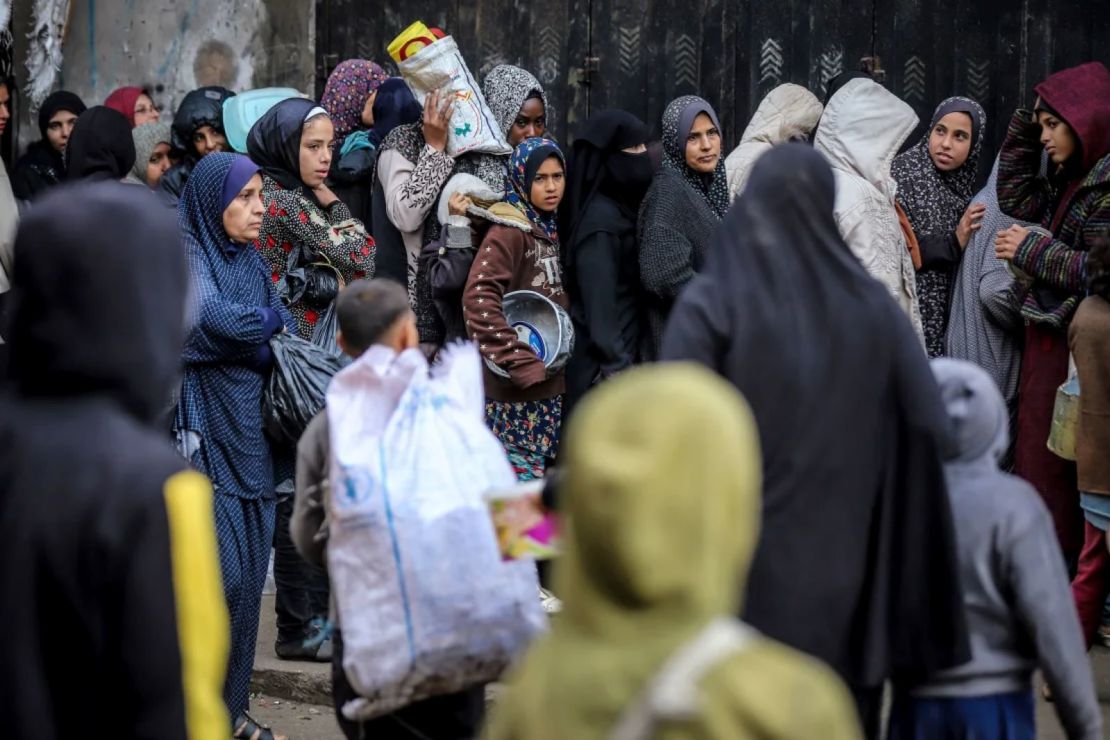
[
  {"xmin": 725, "ymin": 83, "xmax": 824, "ymax": 199},
  {"xmin": 815, "ymin": 77, "xmax": 924, "ymax": 342}
]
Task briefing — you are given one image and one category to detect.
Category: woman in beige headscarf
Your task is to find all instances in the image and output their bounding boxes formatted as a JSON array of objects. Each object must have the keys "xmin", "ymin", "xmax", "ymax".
[{"xmin": 484, "ymin": 364, "xmax": 861, "ymax": 740}]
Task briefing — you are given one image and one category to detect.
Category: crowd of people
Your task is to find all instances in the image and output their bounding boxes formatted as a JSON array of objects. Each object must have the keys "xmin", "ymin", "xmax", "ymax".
[{"xmin": 0, "ymin": 46, "xmax": 1107, "ymax": 740}]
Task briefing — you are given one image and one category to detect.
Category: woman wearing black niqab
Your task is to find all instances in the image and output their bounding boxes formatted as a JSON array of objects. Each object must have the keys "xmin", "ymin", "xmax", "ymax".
[
  {"xmin": 560, "ymin": 110, "xmax": 654, "ymax": 413},
  {"xmin": 662, "ymin": 144, "xmax": 969, "ymax": 739}
]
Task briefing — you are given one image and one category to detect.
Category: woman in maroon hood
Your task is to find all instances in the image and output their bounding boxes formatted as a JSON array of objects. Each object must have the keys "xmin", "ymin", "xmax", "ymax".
[{"xmin": 995, "ymin": 61, "xmax": 1110, "ymax": 570}]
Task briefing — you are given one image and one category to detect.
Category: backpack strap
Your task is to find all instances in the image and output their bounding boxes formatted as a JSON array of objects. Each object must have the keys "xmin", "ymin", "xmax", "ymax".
[{"xmin": 610, "ymin": 618, "xmax": 757, "ymax": 740}]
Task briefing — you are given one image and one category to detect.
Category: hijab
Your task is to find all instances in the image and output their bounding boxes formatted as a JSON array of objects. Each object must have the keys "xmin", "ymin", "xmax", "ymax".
[
  {"xmin": 104, "ymin": 86, "xmax": 147, "ymax": 128},
  {"xmin": 37, "ymin": 90, "xmax": 87, "ymax": 140},
  {"xmin": 505, "ymin": 137, "xmax": 564, "ymax": 240},
  {"xmin": 246, "ymin": 97, "xmax": 329, "ymax": 205},
  {"xmin": 319, "ymin": 59, "xmax": 388, "ymax": 151},
  {"xmin": 662, "ymin": 144, "xmax": 968, "ymax": 686},
  {"xmin": 560, "ymin": 109, "xmax": 653, "ymax": 247},
  {"xmin": 368, "ymin": 78, "xmax": 422, "ymax": 148},
  {"xmin": 486, "ymin": 363, "xmax": 763, "ymax": 738},
  {"xmin": 1032, "ymin": 61, "xmax": 1110, "ymax": 230},
  {"xmin": 65, "ymin": 107, "xmax": 136, "ymax": 181},
  {"xmin": 661, "ymin": 96, "xmax": 729, "ymax": 218},
  {"xmin": 892, "ymin": 96, "xmax": 985, "ymax": 238},
  {"xmin": 180, "ymin": 152, "xmax": 261, "ymax": 257},
  {"xmin": 129, "ymin": 121, "xmax": 172, "ymax": 185}
]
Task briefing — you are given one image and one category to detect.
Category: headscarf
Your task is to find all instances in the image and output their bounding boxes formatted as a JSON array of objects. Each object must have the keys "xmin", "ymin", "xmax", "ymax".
[
  {"xmin": 104, "ymin": 86, "xmax": 147, "ymax": 128},
  {"xmin": 505, "ymin": 137, "xmax": 563, "ymax": 240},
  {"xmin": 662, "ymin": 144, "xmax": 969, "ymax": 687},
  {"xmin": 246, "ymin": 97, "xmax": 329, "ymax": 205},
  {"xmin": 65, "ymin": 106, "xmax": 136, "ymax": 181},
  {"xmin": 37, "ymin": 90, "xmax": 86, "ymax": 139},
  {"xmin": 367, "ymin": 78, "xmax": 421, "ymax": 148},
  {"xmin": 893, "ymin": 96, "xmax": 985, "ymax": 237},
  {"xmin": 486, "ymin": 364, "xmax": 763, "ymax": 738},
  {"xmin": 180, "ymin": 152, "xmax": 260, "ymax": 256},
  {"xmin": 892, "ymin": 96, "xmax": 986, "ymax": 358},
  {"xmin": 1032, "ymin": 62, "xmax": 1110, "ymax": 230},
  {"xmin": 319, "ymin": 59, "xmax": 388, "ymax": 151},
  {"xmin": 560, "ymin": 109, "xmax": 652, "ymax": 248},
  {"xmin": 129, "ymin": 121, "xmax": 172, "ymax": 184},
  {"xmin": 661, "ymin": 95, "xmax": 729, "ymax": 218}
]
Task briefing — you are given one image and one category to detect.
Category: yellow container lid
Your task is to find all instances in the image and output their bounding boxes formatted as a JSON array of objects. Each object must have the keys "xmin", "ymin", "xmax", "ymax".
[{"xmin": 388, "ymin": 21, "xmax": 435, "ymax": 63}]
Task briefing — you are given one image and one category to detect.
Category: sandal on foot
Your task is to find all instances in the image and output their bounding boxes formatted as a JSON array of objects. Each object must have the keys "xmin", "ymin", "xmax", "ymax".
[{"xmin": 233, "ymin": 712, "xmax": 287, "ymax": 740}]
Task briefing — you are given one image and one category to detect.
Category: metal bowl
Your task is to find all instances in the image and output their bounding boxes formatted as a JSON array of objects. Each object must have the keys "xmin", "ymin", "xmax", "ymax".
[{"xmin": 484, "ymin": 290, "xmax": 575, "ymax": 379}]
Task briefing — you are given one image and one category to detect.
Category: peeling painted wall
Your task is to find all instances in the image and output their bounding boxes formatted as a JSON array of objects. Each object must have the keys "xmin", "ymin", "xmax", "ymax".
[{"xmin": 10, "ymin": 0, "xmax": 313, "ymax": 147}]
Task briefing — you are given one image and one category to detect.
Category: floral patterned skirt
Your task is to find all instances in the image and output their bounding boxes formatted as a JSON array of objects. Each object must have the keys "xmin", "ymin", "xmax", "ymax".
[{"xmin": 485, "ymin": 395, "xmax": 563, "ymax": 481}]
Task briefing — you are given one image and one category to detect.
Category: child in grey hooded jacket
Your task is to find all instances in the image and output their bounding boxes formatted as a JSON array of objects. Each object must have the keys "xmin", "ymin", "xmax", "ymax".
[{"xmin": 889, "ymin": 358, "xmax": 1101, "ymax": 740}]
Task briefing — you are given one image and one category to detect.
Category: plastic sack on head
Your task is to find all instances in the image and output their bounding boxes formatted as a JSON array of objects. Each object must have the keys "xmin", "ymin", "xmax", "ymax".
[
  {"xmin": 326, "ymin": 342, "xmax": 545, "ymax": 721},
  {"xmin": 263, "ymin": 333, "xmax": 345, "ymax": 449},
  {"xmin": 390, "ymin": 24, "xmax": 512, "ymax": 157}
]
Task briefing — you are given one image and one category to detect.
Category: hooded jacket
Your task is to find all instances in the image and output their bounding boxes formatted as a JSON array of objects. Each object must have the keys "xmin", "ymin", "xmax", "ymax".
[
  {"xmin": 917, "ymin": 359, "xmax": 1101, "ymax": 740},
  {"xmin": 159, "ymin": 86, "xmax": 236, "ymax": 204},
  {"xmin": 485, "ymin": 364, "xmax": 861, "ymax": 740},
  {"xmin": 997, "ymin": 62, "xmax": 1110, "ymax": 330},
  {"xmin": 0, "ymin": 182, "xmax": 229, "ymax": 740},
  {"xmin": 815, "ymin": 78, "xmax": 924, "ymax": 340},
  {"xmin": 724, "ymin": 83, "xmax": 824, "ymax": 199}
]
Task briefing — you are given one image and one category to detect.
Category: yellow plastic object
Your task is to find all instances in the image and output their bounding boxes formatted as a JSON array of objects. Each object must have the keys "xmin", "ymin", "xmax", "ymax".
[
  {"xmin": 1047, "ymin": 373, "xmax": 1080, "ymax": 461},
  {"xmin": 388, "ymin": 21, "xmax": 436, "ymax": 63}
]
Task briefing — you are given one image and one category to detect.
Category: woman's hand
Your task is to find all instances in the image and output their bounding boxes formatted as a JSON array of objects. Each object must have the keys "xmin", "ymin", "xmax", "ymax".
[
  {"xmin": 313, "ymin": 183, "xmax": 339, "ymax": 208},
  {"xmin": 995, "ymin": 225, "xmax": 1030, "ymax": 261},
  {"xmin": 423, "ymin": 89, "xmax": 454, "ymax": 153},
  {"xmin": 448, "ymin": 191, "xmax": 472, "ymax": 217},
  {"xmin": 956, "ymin": 202, "xmax": 987, "ymax": 249}
]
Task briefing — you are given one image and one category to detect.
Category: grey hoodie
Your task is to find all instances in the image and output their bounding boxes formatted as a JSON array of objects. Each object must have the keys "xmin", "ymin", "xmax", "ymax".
[{"xmin": 917, "ymin": 359, "xmax": 1101, "ymax": 740}]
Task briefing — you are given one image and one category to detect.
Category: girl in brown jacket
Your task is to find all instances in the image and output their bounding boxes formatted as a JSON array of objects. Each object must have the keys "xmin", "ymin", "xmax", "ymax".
[{"xmin": 463, "ymin": 138, "xmax": 568, "ymax": 480}]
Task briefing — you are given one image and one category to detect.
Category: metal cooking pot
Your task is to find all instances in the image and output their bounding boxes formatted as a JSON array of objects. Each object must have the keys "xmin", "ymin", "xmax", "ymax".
[{"xmin": 485, "ymin": 290, "xmax": 574, "ymax": 379}]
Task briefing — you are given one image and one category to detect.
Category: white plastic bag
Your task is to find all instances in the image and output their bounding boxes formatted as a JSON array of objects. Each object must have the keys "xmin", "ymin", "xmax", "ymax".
[
  {"xmin": 398, "ymin": 36, "xmax": 513, "ymax": 157},
  {"xmin": 326, "ymin": 343, "xmax": 545, "ymax": 721}
]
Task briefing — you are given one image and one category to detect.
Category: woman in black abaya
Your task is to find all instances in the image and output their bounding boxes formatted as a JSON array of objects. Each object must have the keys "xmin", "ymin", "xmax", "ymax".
[
  {"xmin": 662, "ymin": 144, "xmax": 968, "ymax": 738},
  {"xmin": 560, "ymin": 110, "xmax": 655, "ymax": 414}
]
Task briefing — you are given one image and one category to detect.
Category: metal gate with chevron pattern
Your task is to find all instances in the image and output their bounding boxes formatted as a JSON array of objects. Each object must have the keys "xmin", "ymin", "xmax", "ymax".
[{"xmin": 316, "ymin": 0, "xmax": 1110, "ymax": 170}]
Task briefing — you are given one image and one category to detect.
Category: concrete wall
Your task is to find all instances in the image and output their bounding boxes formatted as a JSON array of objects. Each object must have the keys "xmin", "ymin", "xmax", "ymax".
[{"xmin": 10, "ymin": 0, "xmax": 314, "ymax": 147}]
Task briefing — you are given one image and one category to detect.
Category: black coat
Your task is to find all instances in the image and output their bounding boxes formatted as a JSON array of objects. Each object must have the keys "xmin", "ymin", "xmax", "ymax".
[
  {"xmin": 0, "ymin": 182, "xmax": 216, "ymax": 739},
  {"xmin": 663, "ymin": 145, "xmax": 969, "ymax": 692},
  {"xmin": 11, "ymin": 140, "xmax": 64, "ymax": 201},
  {"xmin": 564, "ymin": 194, "xmax": 647, "ymax": 411}
]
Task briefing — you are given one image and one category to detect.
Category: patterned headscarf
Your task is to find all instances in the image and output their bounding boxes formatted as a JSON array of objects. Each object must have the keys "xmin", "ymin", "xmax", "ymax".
[
  {"xmin": 505, "ymin": 137, "xmax": 564, "ymax": 241},
  {"xmin": 320, "ymin": 59, "xmax": 388, "ymax": 151},
  {"xmin": 661, "ymin": 96, "xmax": 729, "ymax": 218},
  {"xmin": 893, "ymin": 95, "xmax": 986, "ymax": 239}
]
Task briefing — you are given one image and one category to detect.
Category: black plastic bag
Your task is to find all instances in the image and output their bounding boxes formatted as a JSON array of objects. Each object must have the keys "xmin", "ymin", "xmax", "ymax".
[
  {"xmin": 310, "ymin": 301, "xmax": 350, "ymax": 365},
  {"xmin": 263, "ymin": 332, "xmax": 344, "ymax": 449}
]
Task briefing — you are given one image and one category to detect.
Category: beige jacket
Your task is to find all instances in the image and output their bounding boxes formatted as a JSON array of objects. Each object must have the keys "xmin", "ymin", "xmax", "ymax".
[
  {"xmin": 725, "ymin": 84, "xmax": 824, "ymax": 199},
  {"xmin": 815, "ymin": 78, "xmax": 924, "ymax": 342}
]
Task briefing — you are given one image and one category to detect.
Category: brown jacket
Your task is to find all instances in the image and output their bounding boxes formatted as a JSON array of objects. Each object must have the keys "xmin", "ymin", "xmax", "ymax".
[
  {"xmin": 1070, "ymin": 295, "xmax": 1110, "ymax": 495},
  {"xmin": 463, "ymin": 223, "xmax": 568, "ymax": 402}
]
